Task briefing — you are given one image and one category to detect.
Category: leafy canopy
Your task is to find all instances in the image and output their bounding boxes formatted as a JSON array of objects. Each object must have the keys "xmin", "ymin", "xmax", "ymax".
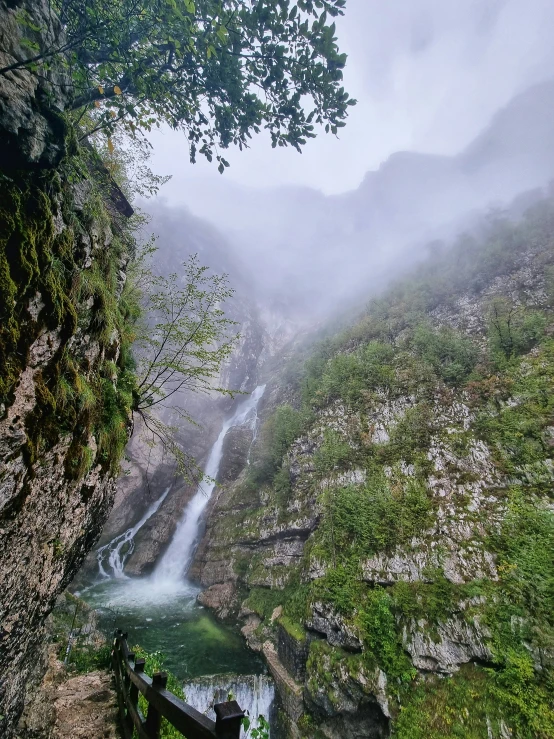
[{"xmin": 39, "ymin": 0, "xmax": 356, "ymax": 167}]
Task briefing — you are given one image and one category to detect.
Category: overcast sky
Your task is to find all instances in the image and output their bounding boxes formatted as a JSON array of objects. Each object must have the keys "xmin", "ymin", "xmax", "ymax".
[{"xmin": 148, "ymin": 0, "xmax": 554, "ymax": 199}]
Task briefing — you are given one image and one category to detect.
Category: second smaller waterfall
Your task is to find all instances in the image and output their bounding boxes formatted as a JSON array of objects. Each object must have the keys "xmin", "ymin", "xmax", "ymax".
[
  {"xmin": 97, "ymin": 485, "xmax": 171, "ymax": 579},
  {"xmin": 153, "ymin": 385, "xmax": 266, "ymax": 585},
  {"xmin": 184, "ymin": 674, "xmax": 274, "ymax": 738}
]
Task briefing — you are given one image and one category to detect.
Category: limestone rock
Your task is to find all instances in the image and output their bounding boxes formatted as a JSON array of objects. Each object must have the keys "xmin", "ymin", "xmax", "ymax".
[
  {"xmin": 306, "ymin": 602, "xmax": 362, "ymax": 652},
  {"xmin": 0, "ymin": 0, "xmax": 70, "ymax": 168},
  {"xmin": 197, "ymin": 582, "xmax": 238, "ymax": 620},
  {"xmin": 403, "ymin": 615, "xmax": 493, "ymax": 673},
  {"xmin": 304, "ymin": 650, "xmax": 389, "ymax": 739}
]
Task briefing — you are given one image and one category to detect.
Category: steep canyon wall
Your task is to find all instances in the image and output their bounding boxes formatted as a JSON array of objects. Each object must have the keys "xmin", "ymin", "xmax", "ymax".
[
  {"xmin": 0, "ymin": 2, "xmax": 134, "ymax": 732},
  {"xmin": 190, "ymin": 198, "xmax": 554, "ymax": 738}
]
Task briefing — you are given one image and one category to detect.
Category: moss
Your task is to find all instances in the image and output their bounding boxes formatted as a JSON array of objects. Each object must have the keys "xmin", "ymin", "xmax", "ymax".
[
  {"xmin": 34, "ymin": 370, "xmax": 56, "ymax": 414},
  {"xmin": 244, "ymin": 587, "xmax": 284, "ymax": 620},
  {"xmin": 1, "ymin": 143, "xmax": 138, "ymax": 485},
  {"xmin": 279, "ymin": 615, "xmax": 306, "ymax": 641}
]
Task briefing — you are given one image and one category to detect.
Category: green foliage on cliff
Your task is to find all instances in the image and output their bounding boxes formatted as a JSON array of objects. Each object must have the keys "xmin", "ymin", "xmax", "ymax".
[
  {"xmin": 394, "ymin": 658, "xmax": 554, "ymax": 739},
  {"xmin": 0, "ymin": 155, "xmax": 137, "ymax": 478},
  {"xmin": 235, "ymin": 195, "xmax": 554, "ymax": 737},
  {"xmin": 248, "ymin": 404, "xmax": 308, "ymax": 488},
  {"xmin": 0, "ymin": 172, "xmax": 76, "ymax": 402},
  {"xmin": 317, "ymin": 472, "xmax": 432, "ymax": 563}
]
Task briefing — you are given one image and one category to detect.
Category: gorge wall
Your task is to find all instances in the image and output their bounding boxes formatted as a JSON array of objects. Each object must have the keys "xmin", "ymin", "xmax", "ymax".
[
  {"xmin": 0, "ymin": 1, "xmax": 135, "ymax": 733},
  {"xmin": 189, "ymin": 194, "xmax": 554, "ymax": 738}
]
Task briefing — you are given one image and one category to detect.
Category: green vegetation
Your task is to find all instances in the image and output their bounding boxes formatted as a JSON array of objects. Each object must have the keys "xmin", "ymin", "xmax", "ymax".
[
  {"xmin": 249, "ymin": 404, "xmax": 309, "ymax": 488},
  {"xmin": 132, "ymin": 647, "xmax": 185, "ymax": 739},
  {"xmin": 242, "ymin": 713, "xmax": 270, "ymax": 739},
  {"xmin": 8, "ymin": 0, "xmax": 354, "ymax": 167},
  {"xmin": 412, "ymin": 324, "xmax": 478, "ymax": 384},
  {"xmin": 65, "ymin": 642, "xmax": 113, "ymax": 674},
  {"xmin": 49, "ymin": 592, "xmax": 112, "ymax": 674},
  {"xmin": 317, "ymin": 473, "xmax": 432, "ymax": 563},
  {"xmin": 394, "ymin": 661, "xmax": 554, "ymax": 739},
  {"xmin": 132, "ymin": 254, "xmax": 239, "ymax": 478},
  {"xmin": 231, "ymin": 196, "xmax": 554, "ymax": 736},
  {"xmin": 0, "ymin": 153, "xmax": 137, "ymax": 477}
]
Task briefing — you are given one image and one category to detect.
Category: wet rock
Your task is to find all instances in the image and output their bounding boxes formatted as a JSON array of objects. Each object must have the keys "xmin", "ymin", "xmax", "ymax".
[
  {"xmin": 277, "ymin": 624, "xmax": 311, "ymax": 683},
  {"xmin": 263, "ymin": 642, "xmax": 304, "ymax": 723},
  {"xmin": 0, "ymin": 0, "xmax": 70, "ymax": 168},
  {"xmin": 217, "ymin": 427, "xmax": 252, "ymax": 484},
  {"xmin": 197, "ymin": 582, "xmax": 238, "ymax": 620},
  {"xmin": 306, "ymin": 602, "xmax": 362, "ymax": 652}
]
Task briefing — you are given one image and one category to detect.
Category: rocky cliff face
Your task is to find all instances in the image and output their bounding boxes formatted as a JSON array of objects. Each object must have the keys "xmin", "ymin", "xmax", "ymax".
[
  {"xmin": 0, "ymin": 2, "xmax": 135, "ymax": 733},
  {"xmin": 190, "ymin": 195, "xmax": 554, "ymax": 738},
  {"xmin": 0, "ymin": 0, "xmax": 70, "ymax": 168}
]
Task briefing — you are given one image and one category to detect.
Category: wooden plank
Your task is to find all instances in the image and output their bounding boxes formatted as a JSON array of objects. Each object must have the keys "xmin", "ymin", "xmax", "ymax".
[
  {"xmin": 112, "ymin": 634, "xmax": 246, "ymax": 739},
  {"xmin": 144, "ymin": 672, "xmax": 167, "ymax": 739},
  {"xmin": 120, "ymin": 643, "xmax": 218, "ymax": 738},
  {"xmin": 113, "ymin": 645, "xmax": 133, "ymax": 739},
  {"xmin": 126, "ymin": 699, "xmax": 150, "ymax": 739},
  {"xmin": 129, "ymin": 669, "xmax": 218, "ymax": 738}
]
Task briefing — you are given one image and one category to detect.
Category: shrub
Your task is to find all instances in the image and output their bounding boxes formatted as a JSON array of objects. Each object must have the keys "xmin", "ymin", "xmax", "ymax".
[
  {"xmin": 412, "ymin": 324, "xmax": 478, "ymax": 384},
  {"xmin": 487, "ymin": 298, "xmax": 546, "ymax": 361}
]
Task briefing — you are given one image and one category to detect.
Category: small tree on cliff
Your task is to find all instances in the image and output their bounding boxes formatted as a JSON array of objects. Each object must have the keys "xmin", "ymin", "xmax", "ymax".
[
  {"xmin": 126, "ymin": 249, "xmax": 239, "ymax": 476},
  {"xmin": 2, "ymin": 0, "xmax": 355, "ymax": 167}
]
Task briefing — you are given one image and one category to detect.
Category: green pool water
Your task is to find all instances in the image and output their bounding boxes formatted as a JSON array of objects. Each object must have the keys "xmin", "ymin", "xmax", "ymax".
[{"xmin": 76, "ymin": 578, "xmax": 264, "ymax": 680}]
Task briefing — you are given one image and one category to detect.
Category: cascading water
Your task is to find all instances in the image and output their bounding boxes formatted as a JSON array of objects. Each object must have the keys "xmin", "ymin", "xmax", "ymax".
[
  {"xmin": 79, "ymin": 385, "xmax": 272, "ymax": 733},
  {"xmin": 96, "ymin": 485, "xmax": 172, "ymax": 579},
  {"xmin": 184, "ymin": 674, "xmax": 274, "ymax": 738},
  {"xmin": 153, "ymin": 384, "xmax": 266, "ymax": 585}
]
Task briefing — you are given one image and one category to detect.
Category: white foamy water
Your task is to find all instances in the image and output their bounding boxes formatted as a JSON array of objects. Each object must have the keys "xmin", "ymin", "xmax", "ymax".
[
  {"xmin": 153, "ymin": 385, "xmax": 265, "ymax": 586},
  {"xmin": 96, "ymin": 485, "xmax": 172, "ymax": 579},
  {"xmin": 184, "ymin": 673, "xmax": 274, "ymax": 737}
]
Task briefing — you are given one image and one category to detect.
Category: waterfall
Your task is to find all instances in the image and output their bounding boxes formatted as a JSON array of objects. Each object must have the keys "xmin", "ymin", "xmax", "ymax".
[
  {"xmin": 153, "ymin": 385, "xmax": 266, "ymax": 584},
  {"xmin": 96, "ymin": 485, "xmax": 171, "ymax": 579},
  {"xmin": 184, "ymin": 674, "xmax": 274, "ymax": 737}
]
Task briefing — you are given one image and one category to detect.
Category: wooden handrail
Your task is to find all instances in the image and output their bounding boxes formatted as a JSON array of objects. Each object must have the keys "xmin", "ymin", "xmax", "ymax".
[{"xmin": 111, "ymin": 630, "xmax": 244, "ymax": 739}]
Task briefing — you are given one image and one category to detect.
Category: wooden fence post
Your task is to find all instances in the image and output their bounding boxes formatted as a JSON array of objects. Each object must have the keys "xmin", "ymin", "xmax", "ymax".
[
  {"xmin": 123, "ymin": 651, "xmax": 135, "ymax": 735},
  {"xmin": 112, "ymin": 633, "xmax": 132, "ymax": 739},
  {"xmin": 214, "ymin": 701, "xmax": 244, "ymax": 739},
  {"xmin": 145, "ymin": 671, "xmax": 168, "ymax": 739},
  {"xmin": 111, "ymin": 631, "xmax": 247, "ymax": 739},
  {"xmin": 131, "ymin": 657, "xmax": 145, "ymax": 713}
]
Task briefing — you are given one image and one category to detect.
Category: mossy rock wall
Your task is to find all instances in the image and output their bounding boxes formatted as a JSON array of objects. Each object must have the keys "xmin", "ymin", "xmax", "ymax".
[{"xmin": 0, "ymin": 150, "xmax": 135, "ymax": 734}]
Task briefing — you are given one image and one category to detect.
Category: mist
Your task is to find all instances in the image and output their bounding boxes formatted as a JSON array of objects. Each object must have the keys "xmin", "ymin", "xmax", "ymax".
[
  {"xmin": 148, "ymin": 0, "xmax": 554, "ymax": 195},
  {"xmin": 137, "ymin": 0, "xmax": 554, "ymax": 330},
  {"xmin": 143, "ymin": 79, "xmax": 554, "ymax": 327}
]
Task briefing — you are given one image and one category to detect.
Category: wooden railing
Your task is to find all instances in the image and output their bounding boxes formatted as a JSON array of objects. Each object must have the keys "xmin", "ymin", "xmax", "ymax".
[{"xmin": 112, "ymin": 630, "xmax": 244, "ymax": 739}]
